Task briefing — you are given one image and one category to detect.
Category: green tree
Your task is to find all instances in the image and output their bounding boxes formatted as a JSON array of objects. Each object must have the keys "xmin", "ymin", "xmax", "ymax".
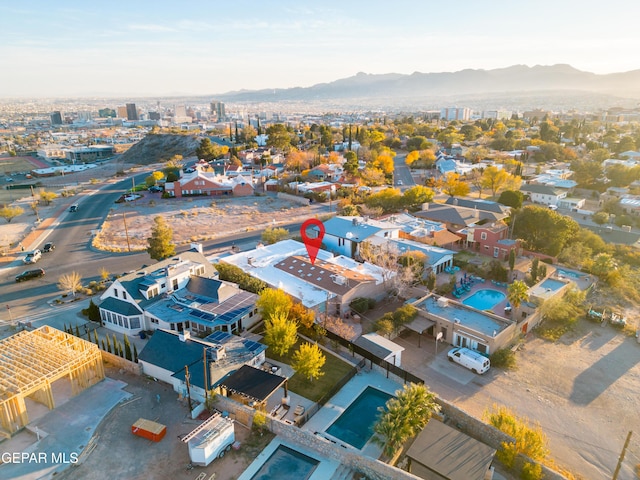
[
  {"xmin": 426, "ymin": 271, "xmax": 437, "ymax": 291},
  {"xmin": 507, "ymin": 280, "xmax": 529, "ymax": 317},
  {"xmin": 133, "ymin": 343, "xmax": 139, "ymax": 362},
  {"xmin": 373, "ymin": 383, "xmax": 440, "ymax": 457},
  {"xmin": 263, "ymin": 309, "xmax": 298, "ymax": 357},
  {"xmin": 214, "ymin": 263, "xmax": 267, "ymax": 293},
  {"xmin": 291, "ymin": 342, "xmax": 326, "ymax": 381},
  {"xmin": 498, "ymin": 190, "xmax": 523, "ymax": 209},
  {"xmin": 196, "ymin": 137, "xmax": 228, "ymax": 161},
  {"xmin": 508, "ymin": 249, "xmax": 516, "ymax": 272},
  {"xmin": 146, "ymin": 216, "xmax": 176, "ymax": 260},
  {"xmin": 513, "ymin": 206, "xmax": 580, "ymax": 256},
  {"xmin": 530, "ymin": 258, "xmax": 539, "ymax": 283},
  {"xmin": 406, "ymin": 136, "xmax": 430, "ymax": 151},
  {"xmin": 123, "ymin": 335, "xmax": 132, "ymax": 361},
  {"xmin": 82, "ymin": 299, "xmax": 101, "ymax": 322},
  {"xmin": 0, "ymin": 205, "xmax": 24, "ymax": 223},
  {"xmin": 266, "ymin": 124, "xmax": 294, "ymax": 151},
  {"xmin": 261, "ymin": 227, "xmax": 289, "ymax": 245}
]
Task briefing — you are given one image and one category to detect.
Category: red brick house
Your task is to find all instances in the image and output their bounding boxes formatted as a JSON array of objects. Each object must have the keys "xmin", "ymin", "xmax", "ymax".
[
  {"xmin": 165, "ymin": 171, "xmax": 254, "ymax": 198},
  {"xmin": 464, "ymin": 221, "xmax": 520, "ymax": 259}
]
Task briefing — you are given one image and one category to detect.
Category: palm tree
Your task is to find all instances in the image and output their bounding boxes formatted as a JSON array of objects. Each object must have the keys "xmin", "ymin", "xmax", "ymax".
[
  {"xmin": 373, "ymin": 383, "xmax": 440, "ymax": 457},
  {"xmin": 507, "ymin": 280, "xmax": 529, "ymax": 320}
]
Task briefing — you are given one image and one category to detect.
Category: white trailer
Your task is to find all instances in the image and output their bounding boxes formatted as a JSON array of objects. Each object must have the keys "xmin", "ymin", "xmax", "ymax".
[{"xmin": 182, "ymin": 412, "xmax": 235, "ymax": 467}]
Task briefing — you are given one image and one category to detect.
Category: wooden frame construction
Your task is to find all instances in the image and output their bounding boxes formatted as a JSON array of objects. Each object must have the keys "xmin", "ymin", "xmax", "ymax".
[{"xmin": 0, "ymin": 326, "xmax": 105, "ymax": 437}]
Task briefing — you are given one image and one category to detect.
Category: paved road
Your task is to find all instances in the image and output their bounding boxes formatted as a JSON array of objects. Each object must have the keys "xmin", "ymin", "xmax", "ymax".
[{"xmin": 393, "ymin": 153, "xmax": 415, "ymax": 190}]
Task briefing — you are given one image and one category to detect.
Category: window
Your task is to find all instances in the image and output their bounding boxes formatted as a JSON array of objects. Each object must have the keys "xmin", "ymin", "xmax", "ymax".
[
  {"xmin": 123, "ymin": 291, "xmax": 127, "ymax": 300},
  {"xmin": 480, "ymin": 232, "xmax": 487, "ymax": 240},
  {"xmin": 130, "ymin": 317, "xmax": 140, "ymax": 329},
  {"xmin": 172, "ymin": 279, "xmax": 178, "ymax": 290},
  {"xmin": 338, "ymin": 238, "xmax": 345, "ymax": 247},
  {"xmin": 114, "ymin": 289, "xmax": 118, "ymax": 298}
]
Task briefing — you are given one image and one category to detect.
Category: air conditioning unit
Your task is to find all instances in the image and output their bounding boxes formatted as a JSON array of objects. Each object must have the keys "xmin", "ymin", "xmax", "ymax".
[{"xmin": 454, "ymin": 318, "xmax": 461, "ymax": 324}]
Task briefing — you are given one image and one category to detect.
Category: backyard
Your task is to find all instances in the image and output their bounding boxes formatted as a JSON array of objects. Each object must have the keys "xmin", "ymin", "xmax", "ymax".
[{"xmin": 265, "ymin": 338, "xmax": 354, "ymax": 402}]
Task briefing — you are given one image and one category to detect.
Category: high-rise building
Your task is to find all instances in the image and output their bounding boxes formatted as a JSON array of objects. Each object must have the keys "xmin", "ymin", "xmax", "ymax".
[
  {"xmin": 148, "ymin": 111, "xmax": 161, "ymax": 121},
  {"xmin": 50, "ymin": 111, "xmax": 63, "ymax": 125},
  {"xmin": 126, "ymin": 103, "xmax": 139, "ymax": 121},
  {"xmin": 440, "ymin": 107, "xmax": 471, "ymax": 121},
  {"xmin": 210, "ymin": 101, "xmax": 225, "ymax": 120},
  {"xmin": 117, "ymin": 106, "xmax": 128, "ymax": 118}
]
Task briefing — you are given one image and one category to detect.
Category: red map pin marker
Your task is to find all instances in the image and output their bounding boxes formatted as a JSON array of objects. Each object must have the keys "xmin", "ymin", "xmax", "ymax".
[{"xmin": 300, "ymin": 218, "xmax": 325, "ymax": 265}]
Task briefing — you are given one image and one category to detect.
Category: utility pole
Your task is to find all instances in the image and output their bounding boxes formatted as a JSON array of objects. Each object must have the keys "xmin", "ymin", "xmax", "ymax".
[
  {"xmin": 122, "ymin": 212, "xmax": 131, "ymax": 252},
  {"xmin": 612, "ymin": 431, "xmax": 632, "ymax": 480}
]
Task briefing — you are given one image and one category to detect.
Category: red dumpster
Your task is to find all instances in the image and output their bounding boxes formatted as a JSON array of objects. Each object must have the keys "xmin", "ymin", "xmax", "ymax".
[{"xmin": 131, "ymin": 418, "xmax": 166, "ymax": 442}]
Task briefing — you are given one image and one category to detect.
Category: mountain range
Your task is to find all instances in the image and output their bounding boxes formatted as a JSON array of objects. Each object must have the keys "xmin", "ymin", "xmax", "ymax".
[{"xmin": 216, "ymin": 64, "xmax": 640, "ymax": 109}]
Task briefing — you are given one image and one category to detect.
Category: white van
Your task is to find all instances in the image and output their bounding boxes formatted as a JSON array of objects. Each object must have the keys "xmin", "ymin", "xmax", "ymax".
[{"xmin": 447, "ymin": 347, "xmax": 490, "ymax": 374}]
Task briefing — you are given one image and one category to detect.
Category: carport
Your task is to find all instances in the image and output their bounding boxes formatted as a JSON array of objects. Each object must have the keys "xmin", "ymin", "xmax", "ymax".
[
  {"xmin": 405, "ymin": 316, "xmax": 436, "ymax": 347},
  {"xmin": 0, "ymin": 326, "xmax": 105, "ymax": 437},
  {"xmin": 217, "ymin": 365, "xmax": 287, "ymax": 411}
]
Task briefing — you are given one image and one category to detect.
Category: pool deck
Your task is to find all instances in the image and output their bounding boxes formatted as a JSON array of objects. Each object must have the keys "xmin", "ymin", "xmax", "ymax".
[
  {"xmin": 237, "ymin": 437, "xmax": 340, "ymax": 480},
  {"xmin": 302, "ymin": 369, "xmax": 402, "ymax": 456}
]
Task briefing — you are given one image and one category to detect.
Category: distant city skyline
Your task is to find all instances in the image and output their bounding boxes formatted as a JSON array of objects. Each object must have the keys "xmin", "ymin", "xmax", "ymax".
[{"xmin": 1, "ymin": 0, "xmax": 639, "ymax": 98}]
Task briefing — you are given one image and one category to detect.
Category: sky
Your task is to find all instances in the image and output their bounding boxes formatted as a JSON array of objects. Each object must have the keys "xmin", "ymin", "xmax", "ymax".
[{"xmin": 1, "ymin": 0, "xmax": 639, "ymax": 98}]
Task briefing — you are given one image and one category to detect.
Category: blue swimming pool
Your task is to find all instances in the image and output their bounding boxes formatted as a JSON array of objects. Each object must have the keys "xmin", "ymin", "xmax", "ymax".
[
  {"xmin": 540, "ymin": 278, "xmax": 565, "ymax": 291},
  {"xmin": 325, "ymin": 386, "xmax": 392, "ymax": 449},
  {"xmin": 249, "ymin": 445, "xmax": 319, "ymax": 480},
  {"xmin": 462, "ymin": 289, "xmax": 506, "ymax": 310}
]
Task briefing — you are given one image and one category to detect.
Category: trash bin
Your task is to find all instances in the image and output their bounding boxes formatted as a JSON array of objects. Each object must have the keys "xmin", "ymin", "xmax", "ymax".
[{"xmin": 139, "ymin": 331, "xmax": 146, "ymax": 339}]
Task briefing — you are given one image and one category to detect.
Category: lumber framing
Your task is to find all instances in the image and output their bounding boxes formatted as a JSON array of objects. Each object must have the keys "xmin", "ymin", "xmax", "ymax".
[{"xmin": 0, "ymin": 326, "xmax": 105, "ymax": 436}]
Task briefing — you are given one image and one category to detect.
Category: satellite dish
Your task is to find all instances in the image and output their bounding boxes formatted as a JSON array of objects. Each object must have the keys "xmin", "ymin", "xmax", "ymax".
[{"xmin": 346, "ymin": 232, "xmax": 354, "ymax": 239}]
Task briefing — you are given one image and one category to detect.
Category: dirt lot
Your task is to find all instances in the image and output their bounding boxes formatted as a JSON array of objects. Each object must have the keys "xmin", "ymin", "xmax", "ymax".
[
  {"xmin": 394, "ymin": 317, "xmax": 640, "ymax": 479},
  {"xmin": 93, "ymin": 193, "xmax": 318, "ymax": 251},
  {"xmin": 60, "ymin": 366, "xmax": 273, "ymax": 480}
]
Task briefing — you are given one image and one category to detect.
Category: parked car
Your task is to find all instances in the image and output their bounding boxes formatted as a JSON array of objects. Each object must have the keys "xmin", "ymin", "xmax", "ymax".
[
  {"xmin": 447, "ymin": 347, "xmax": 490, "ymax": 374},
  {"xmin": 5, "ymin": 177, "xmax": 14, "ymax": 182},
  {"xmin": 15, "ymin": 268, "xmax": 45, "ymax": 282},
  {"xmin": 43, "ymin": 242, "xmax": 55, "ymax": 252},
  {"xmin": 148, "ymin": 186, "xmax": 163, "ymax": 193},
  {"xmin": 23, "ymin": 249, "xmax": 42, "ymax": 264},
  {"xmin": 69, "ymin": 204, "xmax": 78, "ymax": 212}
]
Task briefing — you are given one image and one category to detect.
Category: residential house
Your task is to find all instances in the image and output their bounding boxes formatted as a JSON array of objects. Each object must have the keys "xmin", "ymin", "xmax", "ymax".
[
  {"xmin": 365, "ymin": 236, "xmax": 455, "ymax": 274},
  {"xmin": 322, "ymin": 216, "xmax": 399, "ymax": 258},
  {"xmin": 98, "ymin": 249, "xmax": 260, "ymax": 336},
  {"xmin": 413, "ymin": 203, "xmax": 507, "ymax": 232},
  {"xmin": 138, "ymin": 329, "xmax": 266, "ymax": 403},
  {"xmin": 221, "ymin": 239, "xmax": 392, "ymax": 316},
  {"xmin": 406, "ymin": 419, "xmax": 496, "ymax": 480},
  {"xmin": 164, "ymin": 168, "xmax": 254, "ymax": 198},
  {"xmin": 519, "ymin": 183, "xmax": 567, "ymax": 207},
  {"xmin": 382, "ymin": 212, "xmax": 461, "ymax": 248},
  {"xmin": 444, "ymin": 197, "xmax": 510, "ymax": 216},
  {"xmin": 461, "ymin": 221, "xmax": 520, "ymax": 260}
]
